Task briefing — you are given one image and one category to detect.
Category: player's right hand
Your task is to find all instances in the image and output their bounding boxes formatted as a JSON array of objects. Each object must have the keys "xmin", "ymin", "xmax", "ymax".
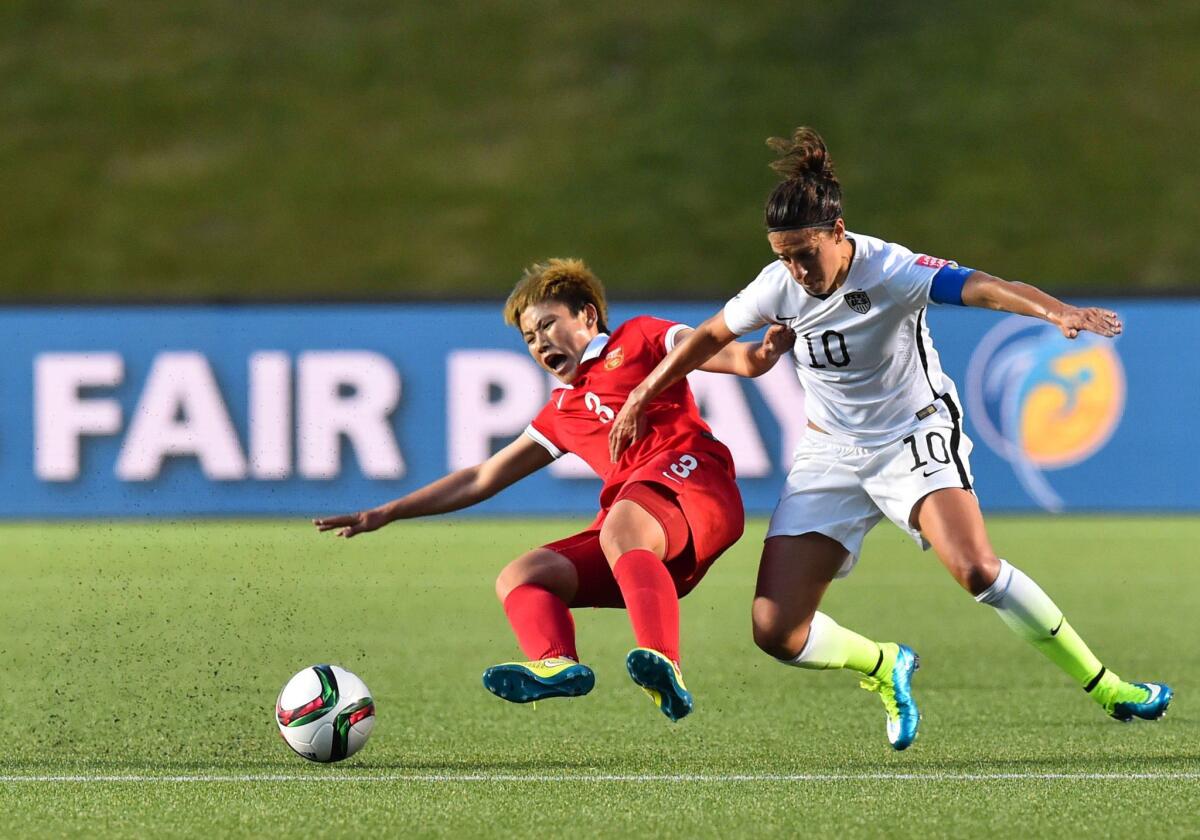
[
  {"xmin": 313, "ymin": 509, "xmax": 388, "ymax": 538},
  {"xmin": 608, "ymin": 398, "xmax": 647, "ymax": 462}
]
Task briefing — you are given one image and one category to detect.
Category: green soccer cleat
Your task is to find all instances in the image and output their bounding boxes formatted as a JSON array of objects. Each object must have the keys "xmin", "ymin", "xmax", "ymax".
[
  {"xmin": 482, "ymin": 657, "xmax": 595, "ymax": 704},
  {"xmin": 859, "ymin": 643, "xmax": 921, "ymax": 751},
  {"xmin": 626, "ymin": 648, "xmax": 693, "ymax": 722},
  {"xmin": 1101, "ymin": 680, "xmax": 1173, "ymax": 722}
]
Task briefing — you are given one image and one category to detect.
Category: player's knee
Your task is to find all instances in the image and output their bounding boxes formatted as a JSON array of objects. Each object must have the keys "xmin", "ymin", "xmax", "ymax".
[
  {"xmin": 494, "ymin": 554, "xmax": 548, "ymax": 602},
  {"xmin": 751, "ymin": 602, "xmax": 807, "ymax": 660},
  {"xmin": 958, "ymin": 551, "xmax": 1001, "ymax": 596},
  {"xmin": 496, "ymin": 551, "xmax": 579, "ymax": 604},
  {"xmin": 753, "ymin": 624, "xmax": 807, "ymax": 660},
  {"xmin": 598, "ymin": 529, "xmax": 664, "ymax": 566},
  {"xmin": 494, "ymin": 562, "xmax": 523, "ymax": 602}
]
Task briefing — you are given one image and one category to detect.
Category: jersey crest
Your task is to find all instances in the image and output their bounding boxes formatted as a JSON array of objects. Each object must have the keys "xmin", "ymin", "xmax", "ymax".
[
  {"xmin": 844, "ymin": 290, "xmax": 871, "ymax": 314},
  {"xmin": 604, "ymin": 346, "xmax": 624, "ymax": 370}
]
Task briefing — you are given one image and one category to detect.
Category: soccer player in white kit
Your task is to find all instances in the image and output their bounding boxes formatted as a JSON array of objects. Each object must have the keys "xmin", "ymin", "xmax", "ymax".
[{"xmin": 609, "ymin": 127, "xmax": 1171, "ymax": 750}]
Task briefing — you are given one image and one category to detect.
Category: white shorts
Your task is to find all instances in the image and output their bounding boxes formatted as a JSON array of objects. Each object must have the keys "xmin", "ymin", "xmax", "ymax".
[{"xmin": 765, "ymin": 423, "xmax": 976, "ymax": 577}]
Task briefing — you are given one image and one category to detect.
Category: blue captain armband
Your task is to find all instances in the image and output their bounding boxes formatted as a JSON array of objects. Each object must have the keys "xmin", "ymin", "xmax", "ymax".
[{"xmin": 929, "ymin": 263, "xmax": 974, "ymax": 306}]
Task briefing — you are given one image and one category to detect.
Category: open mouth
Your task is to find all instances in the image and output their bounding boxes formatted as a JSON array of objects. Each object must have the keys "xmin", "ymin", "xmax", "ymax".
[{"xmin": 543, "ymin": 352, "xmax": 569, "ymax": 374}]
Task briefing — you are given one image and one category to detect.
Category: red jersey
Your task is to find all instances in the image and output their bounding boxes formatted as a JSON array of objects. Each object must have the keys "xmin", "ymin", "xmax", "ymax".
[{"xmin": 525, "ymin": 316, "xmax": 735, "ymax": 509}]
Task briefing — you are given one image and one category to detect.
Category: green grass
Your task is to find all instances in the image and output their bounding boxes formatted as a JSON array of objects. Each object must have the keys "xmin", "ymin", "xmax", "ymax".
[
  {"xmin": 0, "ymin": 517, "xmax": 1196, "ymax": 837},
  {"xmin": 2, "ymin": 2, "xmax": 1199, "ymax": 300}
]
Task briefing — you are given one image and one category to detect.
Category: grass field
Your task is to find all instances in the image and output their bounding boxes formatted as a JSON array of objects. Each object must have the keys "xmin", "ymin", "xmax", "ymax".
[{"xmin": 0, "ymin": 517, "xmax": 1195, "ymax": 837}]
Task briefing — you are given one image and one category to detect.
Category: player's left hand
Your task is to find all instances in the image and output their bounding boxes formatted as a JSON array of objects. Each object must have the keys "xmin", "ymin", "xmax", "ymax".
[
  {"xmin": 313, "ymin": 509, "xmax": 389, "ymax": 538},
  {"xmin": 1052, "ymin": 306, "xmax": 1122, "ymax": 339},
  {"xmin": 761, "ymin": 324, "xmax": 796, "ymax": 357}
]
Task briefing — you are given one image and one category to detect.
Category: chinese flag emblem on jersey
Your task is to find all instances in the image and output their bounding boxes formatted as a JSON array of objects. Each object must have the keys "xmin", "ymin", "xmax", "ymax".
[{"xmin": 604, "ymin": 347, "xmax": 624, "ymax": 370}]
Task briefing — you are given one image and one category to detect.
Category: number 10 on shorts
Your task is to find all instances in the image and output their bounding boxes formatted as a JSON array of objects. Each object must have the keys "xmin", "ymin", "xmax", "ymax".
[{"xmin": 902, "ymin": 432, "xmax": 951, "ymax": 473}]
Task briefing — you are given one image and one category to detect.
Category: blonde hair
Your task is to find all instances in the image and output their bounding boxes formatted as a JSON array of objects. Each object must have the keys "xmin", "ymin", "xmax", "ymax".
[{"xmin": 503, "ymin": 258, "xmax": 609, "ymax": 332}]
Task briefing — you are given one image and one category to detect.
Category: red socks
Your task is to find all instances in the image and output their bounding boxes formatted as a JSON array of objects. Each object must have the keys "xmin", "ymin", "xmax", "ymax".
[
  {"xmin": 501, "ymin": 552, "xmax": 680, "ymax": 664},
  {"xmin": 612, "ymin": 549, "xmax": 680, "ymax": 663},
  {"xmin": 502, "ymin": 584, "xmax": 578, "ymax": 661}
]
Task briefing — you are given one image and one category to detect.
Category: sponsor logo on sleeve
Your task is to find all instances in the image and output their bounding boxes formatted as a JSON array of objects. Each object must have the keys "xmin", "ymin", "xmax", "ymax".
[{"xmin": 915, "ymin": 255, "xmax": 951, "ymax": 270}]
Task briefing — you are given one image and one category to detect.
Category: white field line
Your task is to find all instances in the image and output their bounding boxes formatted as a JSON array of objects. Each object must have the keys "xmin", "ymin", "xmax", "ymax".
[{"xmin": 0, "ymin": 772, "xmax": 1197, "ymax": 783}]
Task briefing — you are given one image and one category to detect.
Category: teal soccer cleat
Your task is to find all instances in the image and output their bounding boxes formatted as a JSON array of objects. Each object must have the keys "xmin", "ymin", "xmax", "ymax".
[
  {"xmin": 1108, "ymin": 681, "xmax": 1173, "ymax": 722},
  {"xmin": 626, "ymin": 648, "xmax": 694, "ymax": 722},
  {"xmin": 859, "ymin": 643, "xmax": 920, "ymax": 750},
  {"xmin": 482, "ymin": 658, "xmax": 595, "ymax": 704}
]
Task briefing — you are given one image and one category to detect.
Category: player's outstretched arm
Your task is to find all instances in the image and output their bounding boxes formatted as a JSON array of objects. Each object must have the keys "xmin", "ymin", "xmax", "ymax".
[
  {"xmin": 313, "ymin": 436, "xmax": 554, "ymax": 538},
  {"xmin": 608, "ymin": 310, "xmax": 737, "ymax": 461},
  {"xmin": 961, "ymin": 271, "xmax": 1122, "ymax": 340},
  {"xmin": 692, "ymin": 323, "xmax": 795, "ymax": 378}
]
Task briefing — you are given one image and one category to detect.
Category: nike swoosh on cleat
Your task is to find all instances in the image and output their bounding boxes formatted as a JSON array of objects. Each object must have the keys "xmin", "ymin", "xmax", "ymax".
[
  {"xmin": 1144, "ymin": 683, "xmax": 1162, "ymax": 703},
  {"xmin": 1050, "ymin": 617, "xmax": 1064, "ymax": 636}
]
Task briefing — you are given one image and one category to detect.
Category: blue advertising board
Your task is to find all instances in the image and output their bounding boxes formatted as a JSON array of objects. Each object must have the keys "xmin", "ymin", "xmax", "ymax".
[{"xmin": 0, "ymin": 301, "xmax": 1195, "ymax": 518}]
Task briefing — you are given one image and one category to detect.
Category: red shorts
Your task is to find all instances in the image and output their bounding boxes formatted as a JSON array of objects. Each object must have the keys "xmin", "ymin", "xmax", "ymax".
[{"xmin": 544, "ymin": 446, "xmax": 745, "ymax": 609}]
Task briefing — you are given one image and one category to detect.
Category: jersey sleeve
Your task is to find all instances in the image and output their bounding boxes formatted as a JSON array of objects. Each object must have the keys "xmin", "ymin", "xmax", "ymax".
[
  {"xmin": 885, "ymin": 252, "xmax": 973, "ymax": 311},
  {"xmin": 628, "ymin": 315, "xmax": 691, "ymax": 359},
  {"xmin": 722, "ymin": 268, "xmax": 778, "ymax": 336},
  {"xmin": 524, "ymin": 400, "xmax": 567, "ymax": 459}
]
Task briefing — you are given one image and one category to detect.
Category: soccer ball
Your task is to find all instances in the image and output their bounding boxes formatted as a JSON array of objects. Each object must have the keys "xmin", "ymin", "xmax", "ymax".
[{"xmin": 276, "ymin": 664, "xmax": 376, "ymax": 763}]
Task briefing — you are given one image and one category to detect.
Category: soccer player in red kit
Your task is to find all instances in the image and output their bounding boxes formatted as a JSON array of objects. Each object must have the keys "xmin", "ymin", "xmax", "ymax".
[{"xmin": 315, "ymin": 259, "xmax": 794, "ymax": 721}]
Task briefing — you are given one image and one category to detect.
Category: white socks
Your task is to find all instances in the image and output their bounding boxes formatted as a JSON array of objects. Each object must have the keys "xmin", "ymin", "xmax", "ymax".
[
  {"xmin": 975, "ymin": 558, "xmax": 1104, "ymax": 687},
  {"xmin": 974, "ymin": 558, "xmax": 1062, "ymax": 641}
]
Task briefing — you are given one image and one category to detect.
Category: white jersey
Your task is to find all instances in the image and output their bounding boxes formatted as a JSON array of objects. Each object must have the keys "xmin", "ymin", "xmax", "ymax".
[{"xmin": 723, "ymin": 231, "xmax": 963, "ymax": 447}]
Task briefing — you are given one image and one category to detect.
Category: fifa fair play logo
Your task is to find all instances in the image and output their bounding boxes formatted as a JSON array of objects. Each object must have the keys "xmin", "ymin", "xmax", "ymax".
[{"xmin": 965, "ymin": 316, "xmax": 1125, "ymax": 511}]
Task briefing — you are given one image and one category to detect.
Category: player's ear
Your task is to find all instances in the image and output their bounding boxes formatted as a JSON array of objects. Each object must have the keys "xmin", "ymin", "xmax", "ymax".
[{"xmin": 583, "ymin": 303, "xmax": 598, "ymax": 327}]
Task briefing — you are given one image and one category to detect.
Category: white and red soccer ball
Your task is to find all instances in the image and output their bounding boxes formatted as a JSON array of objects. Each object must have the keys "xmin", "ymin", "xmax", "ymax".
[{"xmin": 276, "ymin": 665, "xmax": 375, "ymax": 763}]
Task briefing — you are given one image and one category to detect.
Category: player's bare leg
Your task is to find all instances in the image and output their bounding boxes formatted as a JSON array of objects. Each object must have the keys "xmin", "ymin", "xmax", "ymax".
[
  {"xmin": 599, "ymin": 498, "xmax": 692, "ymax": 721},
  {"xmin": 751, "ymin": 533, "xmax": 844, "ymax": 659},
  {"xmin": 483, "ymin": 549, "xmax": 595, "ymax": 704},
  {"xmin": 495, "ymin": 548, "xmax": 580, "ymax": 605},
  {"xmin": 915, "ymin": 488, "xmax": 1171, "ymax": 721},
  {"xmin": 753, "ymin": 533, "xmax": 920, "ymax": 750}
]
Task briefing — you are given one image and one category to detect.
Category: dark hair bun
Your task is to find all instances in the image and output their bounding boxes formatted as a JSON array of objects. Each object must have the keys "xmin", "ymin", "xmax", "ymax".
[{"xmin": 767, "ymin": 126, "xmax": 836, "ymax": 182}]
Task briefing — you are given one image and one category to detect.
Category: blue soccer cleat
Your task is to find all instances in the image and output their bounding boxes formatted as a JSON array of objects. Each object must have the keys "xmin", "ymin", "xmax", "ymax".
[
  {"xmin": 1107, "ymin": 681, "xmax": 1173, "ymax": 722},
  {"xmin": 626, "ymin": 648, "xmax": 693, "ymax": 722},
  {"xmin": 482, "ymin": 657, "xmax": 595, "ymax": 704},
  {"xmin": 859, "ymin": 643, "xmax": 920, "ymax": 750}
]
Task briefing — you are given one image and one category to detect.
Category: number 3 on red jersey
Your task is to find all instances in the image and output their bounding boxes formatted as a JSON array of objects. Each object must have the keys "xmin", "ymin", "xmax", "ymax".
[
  {"xmin": 662, "ymin": 453, "xmax": 698, "ymax": 482},
  {"xmin": 584, "ymin": 391, "xmax": 614, "ymax": 423}
]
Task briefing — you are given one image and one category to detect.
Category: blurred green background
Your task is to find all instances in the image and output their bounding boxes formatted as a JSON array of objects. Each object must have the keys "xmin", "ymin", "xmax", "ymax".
[{"xmin": 3, "ymin": 0, "xmax": 1198, "ymax": 301}]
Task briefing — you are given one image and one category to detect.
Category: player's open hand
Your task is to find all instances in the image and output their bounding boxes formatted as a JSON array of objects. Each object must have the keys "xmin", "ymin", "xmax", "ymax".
[
  {"xmin": 608, "ymin": 398, "xmax": 647, "ymax": 462},
  {"xmin": 313, "ymin": 509, "xmax": 388, "ymax": 538},
  {"xmin": 1053, "ymin": 306, "xmax": 1122, "ymax": 340},
  {"xmin": 761, "ymin": 324, "xmax": 796, "ymax": 358}
]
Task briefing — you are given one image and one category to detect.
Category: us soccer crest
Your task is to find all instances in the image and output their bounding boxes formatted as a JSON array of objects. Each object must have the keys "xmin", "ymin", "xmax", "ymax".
[
  {"xmin": 604, "ymin": 346, "xmax": 624, "ymax": 370},
  {"xmin": 845, "ymin": 290, "xmax": 871, "ymax": 314}
]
